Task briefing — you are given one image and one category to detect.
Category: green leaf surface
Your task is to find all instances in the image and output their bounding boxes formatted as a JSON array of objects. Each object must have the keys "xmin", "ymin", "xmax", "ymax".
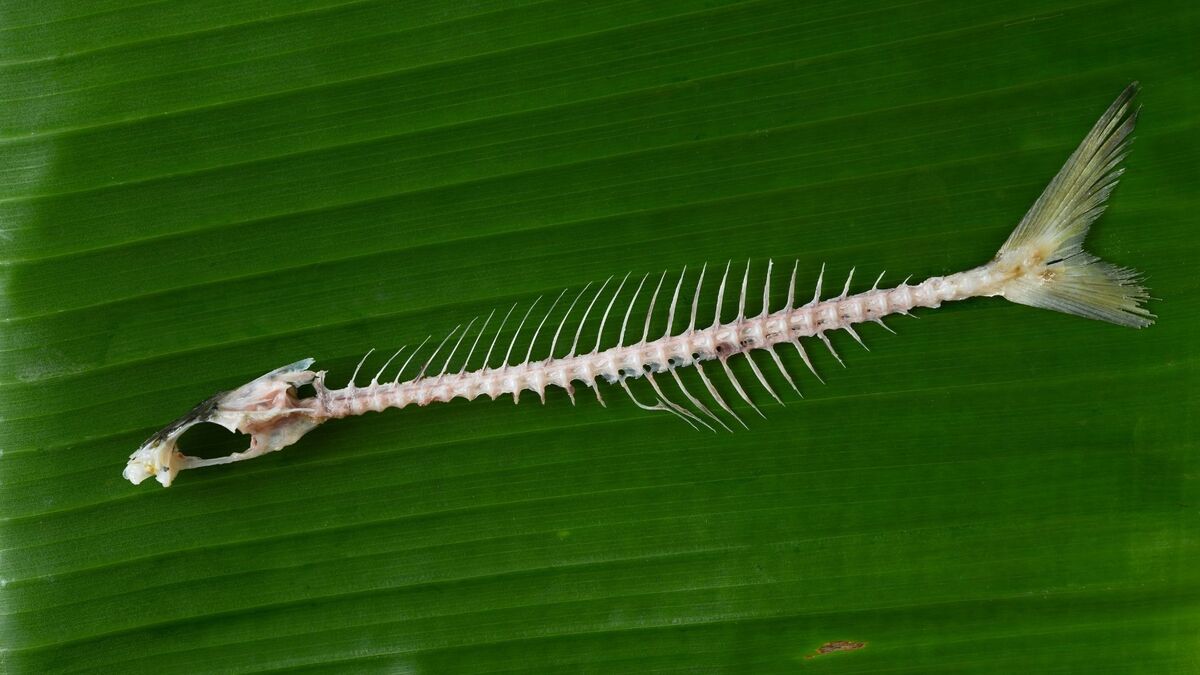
[{"xmin": 2, "ymin": 0, "xmax": 1197, "ymax": 672}]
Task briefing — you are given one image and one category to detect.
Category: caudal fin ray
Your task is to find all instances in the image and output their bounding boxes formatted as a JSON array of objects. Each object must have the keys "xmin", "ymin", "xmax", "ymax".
[{"xmin": 993, "ymin": 82, "xmax": 1153, "ymax": 328}]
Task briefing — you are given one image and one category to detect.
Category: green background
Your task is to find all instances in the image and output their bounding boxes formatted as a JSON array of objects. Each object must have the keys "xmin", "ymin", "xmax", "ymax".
[{"xmin": 1, "ymin": 1, "xmax": 1196, "ymax": 672}]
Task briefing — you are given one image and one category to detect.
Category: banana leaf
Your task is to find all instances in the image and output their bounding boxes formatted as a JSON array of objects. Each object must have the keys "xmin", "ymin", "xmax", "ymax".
[{"xmin": 2, "ymin": 1, "xmax": 1196, "ymax": 672}]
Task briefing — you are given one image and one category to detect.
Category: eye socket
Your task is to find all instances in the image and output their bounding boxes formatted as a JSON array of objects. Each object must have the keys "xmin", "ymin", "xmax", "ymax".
[
  {"xmin": 294, "ymin": 382, "xmax": 317, "ymax": 399},
  {"xmin": 176, "ymin": 422, "xmax": 245, "ymax": 460}
]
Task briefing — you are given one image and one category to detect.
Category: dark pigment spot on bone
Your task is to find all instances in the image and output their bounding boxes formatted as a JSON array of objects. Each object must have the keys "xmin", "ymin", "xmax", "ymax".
[{"xmin": 141, "ymin": 392, "xmax": 226, "ymax": 448}]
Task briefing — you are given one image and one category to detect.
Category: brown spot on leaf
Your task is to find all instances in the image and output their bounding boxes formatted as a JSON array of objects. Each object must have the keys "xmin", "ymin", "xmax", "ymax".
[{"xmin": 805, "ymin": 640, "xmax": 867, "ymax": 659}]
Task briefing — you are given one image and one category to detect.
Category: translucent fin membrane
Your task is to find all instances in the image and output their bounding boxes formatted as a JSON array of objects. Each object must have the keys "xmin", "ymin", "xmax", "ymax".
[{"xmin": 994, "ymin": 82, "xmax": 1153, "ymax": 328}]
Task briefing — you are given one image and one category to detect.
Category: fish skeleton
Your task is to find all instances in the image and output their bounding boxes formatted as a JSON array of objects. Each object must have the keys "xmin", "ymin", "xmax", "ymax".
[{"xmin": 125, "ymin": 83, "xmax": 1152, "ymax": 488}]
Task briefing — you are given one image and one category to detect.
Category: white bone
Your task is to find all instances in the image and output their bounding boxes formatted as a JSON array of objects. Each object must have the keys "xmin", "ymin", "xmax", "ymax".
[
  {"xmin": 620, "ymin": 379, "xmax": 697, "ymax": 431},
  {"xmin": 440, "ymin": 316, "xmax": 478, "ymax": 379},
  {"xmin": 372, "ymin": 346, "xmax": 408, "ymax": 385},
  {"xmin": 839, "ymin": 267, "xmax": 855, "ymax": 299},
  {"xmin": 569, "ymin": 277, "xmax": 612, "ymax": 357},
  {"xmin": 525, "ymin": 288, "xmax": 568, "ymax": 364},
  {"xmin": 641, "ymin": 271, "xmax": 667, "ymax": 344},
  {"xmin": 760, "ymin": 259, "xmax": 774, "ymax": 318},
  {"xmin": 619, "ymin": 273, "xmax": 650, "ymax": 347},
  {"xmin": 646, "ymin": 372, "xmax": 714, "ymax": 432},
  {"xmin": 809, "ymin": 262, "xmax": 825, "ymax": 306},
  {"xmin": 786, "ymin": 260, "xmax": 798, "ymax": 310},
  {"xmin": 791, "ymin": 340, "xmax": 824, "ymax": 384},
  {"xmin": 668, "ymin": 366, "xmax": 733, "ymax": 432},
  {"xmin": 482, "ymin": 303, "xmax": 518, "ymax": 370},
  {"xmin": 766, "ymin": 346, "xmax": 801, "ymax": 396},
  {"xmin": 349, "ymin": 348, "xmax": 376, "ymax": 387},
  {"xmin": 688, "ymin": 263, "xmax": 707, "ymax": 331},
  {"xmin": 502, "ymin": 298, "xmax": 541, "ymax": 368},
  {"xmin": 694, "ymin": 361, "xmax": 748, "ymax": 429},
  {"xmin": 663, "ymin": 266, "xmax": 687, "ymax": 339},
  {"xmin": 549, "ymin": 283, "xmax": 591, "ymax": 360},
  {"xmin": 417, "ymin": 324, "xmax": 461, "ymax": 380},
  {"xmin": 394, "ymin": 335, "xmax": 431, "ymax": 383},
  {"xmin": 741, "ymin": 351, "xmax": 784, "ymax": 406},
  {"xmin": 712, "ymin": 261, "xmax": 731, "ymax": 328},
  {"xmin": 459, "ymin": 308, "xmax": 495, "ymax": 374},
  {"xmin": 593, "ymin": 273, "xmax": 630, "ymax": 354},
  {"xmin": 817, "ymin": 333, "xmax": 845, "ymax": 367},
  {"xmin": 844, "ymin": 324, "xmax": 869, "ymax": 350},
  {"xmin": 719, "ymin": 357, "xmax": 767, "ymax": 419},
  {"xmin": 737, "ymin": 259, "xmax": 751, "ymax": 321}
]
